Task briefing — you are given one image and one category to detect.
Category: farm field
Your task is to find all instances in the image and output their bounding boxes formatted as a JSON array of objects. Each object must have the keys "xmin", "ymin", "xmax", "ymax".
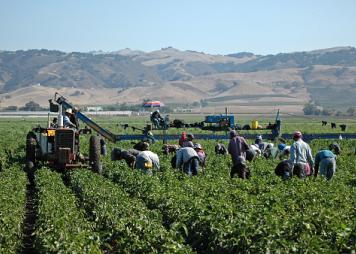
[{"xmin": 0, "ymin": 116, "xmax": 355, "ymax": 253}]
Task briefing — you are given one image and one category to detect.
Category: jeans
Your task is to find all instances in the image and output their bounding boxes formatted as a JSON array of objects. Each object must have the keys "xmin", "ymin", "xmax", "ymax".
[
  {"xmin": 183, "ymin": 157, "xmax": 199, "ymax": 176},
  {"xmin": 293, "ymin": 163, "xmax": 307, "ymax": 179},
  {"xmin": 319, "ymin": 157, "xmax": 336, "ymax": 180},
  {"xmin": 230, "ymin": 162, "xmax": 250, "ymax": 179}
]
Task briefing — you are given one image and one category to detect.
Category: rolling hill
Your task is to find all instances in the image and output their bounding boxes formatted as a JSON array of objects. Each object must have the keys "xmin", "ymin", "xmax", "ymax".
[{"xmin": 0, "ymin": 46, "xmax": 355, "ymax": 113}]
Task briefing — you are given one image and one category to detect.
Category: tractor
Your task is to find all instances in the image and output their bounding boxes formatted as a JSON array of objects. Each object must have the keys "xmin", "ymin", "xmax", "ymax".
[{"xmin": 25, "ymin": 94, "xmax": 103, "ymax": 173}]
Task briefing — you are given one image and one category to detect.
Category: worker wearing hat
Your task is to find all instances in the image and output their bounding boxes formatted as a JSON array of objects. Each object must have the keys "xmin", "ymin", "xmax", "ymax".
[
  {"xmin": 111, "ymin": 147, "xmax": 140, "ymax": 169},
  {"xmin": 63, "ymin": 108, "xmax": 77, "ymax": 128},
  {"xmin": 194, "ymin": 143, "xmax": 207, "ymax": 171},
  {"xmin": 182, "ymin": 133, "xmax": 195, "ymax": 147},
  {"xmin": 151, "ymin": 109, "xmax": 163, "ymax": 129},
  {"xmin": 289, "ymin": 131, "xmax": 314, "ymax": 178},
  {"xmin": 175, "ymin": 142, "xmax": 200, "ymax": 176},
  {"xmin": 135, "ymin": 144, "xmax": 160, "ymax": 175},
  {"xmin": 228, "ymin": 130, "xmax": 250, "ymax": 179}
]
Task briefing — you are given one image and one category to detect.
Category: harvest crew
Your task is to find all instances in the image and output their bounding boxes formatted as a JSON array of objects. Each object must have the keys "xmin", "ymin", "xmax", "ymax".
[
  {"xmin": 182, "ymin": 133, "xmax": 195, "ymax": 147},
  {"xmin": 289, "ymin": 131, "xmax": 314, "ymax": 178},
  {"xmin": 135, "ymin": 143, "xmax": 160, "ymax": 175},
  {"xmin": 228, "ymin": 130, "xmax": 250, "ymax": 179},
  {"xmin": 194, "ymin": 143, "xmax": 207, "ymax": 171},
  {"xmin": 150, "ymin": 110, "xmax": 163, "ymax": 129},
  {"xmin": 314, "ymin": 149, "xmax": 337, "ymax": 180},
  {"xmin": 111, "ymin": 148, "xmax": 140, "ymax": 169},
  {"xmin": 175, "ymin": 142, "xmax": 200, "ymax": 176},
  {"xmin": 254, "ymin": 135, "xmax": 268, "ymax": 152},
  {"xmin": 63, "ymin": 108, "xmax": 77, "ymax": 128},
  {"xmin": 179, "ymin": 132, "xmax": 187, "ymax": 146},
  {"xmin": 215, "ymin": 143, "xmax": 228, "ymax": 155}
]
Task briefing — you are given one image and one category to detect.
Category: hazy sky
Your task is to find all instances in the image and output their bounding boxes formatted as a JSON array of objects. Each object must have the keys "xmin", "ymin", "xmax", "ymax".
[{"xmin": 0, "ymin": 0, "xmax": 355, "ymax": 55}]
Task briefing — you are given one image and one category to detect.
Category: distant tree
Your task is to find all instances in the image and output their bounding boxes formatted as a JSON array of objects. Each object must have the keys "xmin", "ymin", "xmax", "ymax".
[
  {"xmin": 2, "ymin": 105, "xmax": 18, "ymax": 111},
  {"xmin": 346, "ymin": 107, "xmax": 356, "ymax": 116},
  {"xmin": 321, "ymin": 108, "xmax": 335, "ymax": 116},
  {"xmin": 335, "ymin": 111, "xmax": 344, "ymax": 117},
  {"xmin": 192, "ymin": 101, "xmax": 200, "ymax": 107},
  {"xmin": 200, "ymin": 99, "xmax": 208, "ymax": 107},
  {"xmin": 303, "ymin": 103, "xmax": 321, "ymax": 115},
  {"xmin": 20, "ymin": 101, "xmax": 43, "ymax": 111}
]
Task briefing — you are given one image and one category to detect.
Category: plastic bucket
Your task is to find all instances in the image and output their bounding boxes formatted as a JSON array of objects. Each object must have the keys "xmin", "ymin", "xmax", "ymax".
[{"xmin": 252, "ymin": 120, "xmax": 259, "ymax": 130}]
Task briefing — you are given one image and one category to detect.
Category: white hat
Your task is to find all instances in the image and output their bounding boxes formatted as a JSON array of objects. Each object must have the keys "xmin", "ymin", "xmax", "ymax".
[
  {"xmin": 194, "ymin": 143, "xmax": 202, "ymax": 149},
  {"xmin": 65, "ymin": 108, "xmax": 72, "ymax": 114}
]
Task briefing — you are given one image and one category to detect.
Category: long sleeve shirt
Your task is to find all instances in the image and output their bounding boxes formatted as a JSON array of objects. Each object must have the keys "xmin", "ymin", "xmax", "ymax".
[
  {"xmin": 228, "ymin": 136, "xmax": 249, "ymax": 165},
  {"xmin": 315, "ymin": 150, "xmax": 336, "ymax": 165},
  {"xmin": 63, "ymin": 115, "xmax": 76, "ymax": 128},
  {"xmin": 290, "ymin": 139, "xmax": 314, "ymax": 167},
  {"xmin": 135, "ymin": 151, "xmax": 160, "ymax": 170},
  {"xmin": 176, "ymin": 147, "xmax": 198, "ymax": 168}
]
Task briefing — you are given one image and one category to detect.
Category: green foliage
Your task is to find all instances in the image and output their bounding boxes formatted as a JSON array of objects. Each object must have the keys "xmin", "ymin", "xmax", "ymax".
[
  {"xmin": 19, "ymin": 101, "xmax": 47, "ymax": 111},
  {"xmin": 303, "ymin": 103, "xmax": 322, "ymax": 115},
  {"xmin": 35, "ymin": 169, "xmax": 102, "ymax": 253},
  {"xmin": 69, "ymin": 169, "xmax": 193, "ymax": 253},
  {"xmin": 0, "ymin": 165, "xmax": 27, "ymax": 254},
  {"xmin": 104, "ymin": 139, "xmax": 356, "ymax": 253}
]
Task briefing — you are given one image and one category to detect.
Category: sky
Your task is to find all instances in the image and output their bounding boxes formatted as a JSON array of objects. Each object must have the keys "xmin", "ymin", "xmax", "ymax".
[{"xmin": 0, "ymin": 0, "xmax": 355, "ymax": 55}]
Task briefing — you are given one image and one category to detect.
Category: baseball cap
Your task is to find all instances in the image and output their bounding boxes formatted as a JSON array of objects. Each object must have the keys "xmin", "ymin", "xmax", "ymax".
[
  {"xmin": 293, "ymin": 131, "xmax": 302, "ymax": 139},
  {"xmin": 229, "ymin": 130, "xmax": 237, "ymax": 138}
]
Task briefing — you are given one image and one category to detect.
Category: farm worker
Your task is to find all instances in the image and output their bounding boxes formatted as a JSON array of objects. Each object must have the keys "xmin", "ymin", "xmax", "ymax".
[
  {"xmin": 275, "ymin": 160, "xmax": 293, "ymax": 180},
  {"xmin": 255, "ymin": 135, "xmax": 268, "ymax": 152},
  {"xmin": 111, "ymin": 148, "xmax": 140, "ymax": 169},
  {"xmin": 182, "ymin": 133, "xmax": 195, "ymax": 147},
  {"xmin": 151, "ymin": 110, "xmax": 162, "ymax": 128},
  {"xmin": 175, "ymin": 142, "xmax": 200, "ymax": 176},
  {"xmin": 228, "ymin": 131, "xmax": 252, "ymax": 179},
  {"xmin": 228, "ymin": 130, "xmax": 249, "ymax": 166},
  {"xmin": 329, "ymin": 142, "xmax": 341, "ymax": 155},
  {"xmin": 135, "ymin": 148, "xmax": 160, "ymax": 175},
  {"xmin": 162, "ymin": 144, "xmax": 180, "ymax": 155},
  {"xmin": 290, "ymin": 131, "xmax": 314, "ymax": 178},
  {"xmin": 179, "ymin": 132, "xmax": 187, "ymax": 146},
  {"xmin": 164, "ymin": 114, "xmax": 170, "ymax": 129},
  {"xmin": 250, "ymin": 144, "xmax": 261, "ymax": 156},
  {"xmin": 277, "ymin": 143, "xmax": 291, "ymax": 159},
  {"xmin": 133, "ymin": 141, "xmax": 150, "ymax": 151},
  {"xmin": 50, "ymin": 117, "xmax": 58, "ymax": 128},
  {"xmin": 314, "ymin": 149, "xmax": 337, "ymax": 180},
  {"xmin": 215, "ymin": 143, "xmax": 228, "ymax": 155},
  {"xmin": 230, "ymin": 156, "xmax": 250, "ymax": 179},
  {"xmin": 194, "ymin": 143, "xmax": 207, "ymax": 171},
  {"xmin": 266, "ymin": 143, "xmax": 290, "ymax": 159},
  {"xmin": 63, "ymin": 108, "xmax": 77, "ymax": 128}
]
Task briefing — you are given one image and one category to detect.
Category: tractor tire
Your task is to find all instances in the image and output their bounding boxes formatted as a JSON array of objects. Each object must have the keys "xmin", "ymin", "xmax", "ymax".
[
  {"xmin": 26, "ymin": 132, "xmax": 37, "ymax": 170},
  {"xmin": 89, "ymin": 135, "xmax": 102, "ymax": 174}
]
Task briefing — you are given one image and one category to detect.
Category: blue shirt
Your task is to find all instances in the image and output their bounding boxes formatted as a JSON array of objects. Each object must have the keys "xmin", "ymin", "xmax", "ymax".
[
  {"xmin": 315, "ymin": 150, "xmax": 336, "ymax": 165},
  {"xmin": 63, "ymin": 115, "xmax": 76, "ymax": 128}
]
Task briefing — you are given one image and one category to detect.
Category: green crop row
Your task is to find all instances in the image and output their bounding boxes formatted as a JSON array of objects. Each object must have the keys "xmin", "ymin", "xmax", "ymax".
[
  {"xmin": 69, "ymin": 169, "xmax": 193, "ymax": 254},
  {"xmin": 0, "ymin": 165, "xmax": 27, "ymax": 254},
  {"xmin": 104, "ymin": 143, "xmax": 356, "ymax": 253},
  {"xmin": 35, "ymin": 168, "xmax": 102, "ymax": 254}
]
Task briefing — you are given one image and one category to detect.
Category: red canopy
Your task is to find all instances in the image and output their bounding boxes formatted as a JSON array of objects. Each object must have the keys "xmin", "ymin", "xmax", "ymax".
[{"xmin": 142, "ymin": 101, "xmax": 164, "ymax": 107}]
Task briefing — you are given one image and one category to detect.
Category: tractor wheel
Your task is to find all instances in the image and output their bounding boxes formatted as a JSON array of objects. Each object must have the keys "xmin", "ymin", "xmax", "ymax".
[
  {"xmin": 26, "ymin": 132, "xmax": 37, "ymax": 170},
  {"xmin": 89, "ymin": 135, "xmax": 102, "ymax": 174}
]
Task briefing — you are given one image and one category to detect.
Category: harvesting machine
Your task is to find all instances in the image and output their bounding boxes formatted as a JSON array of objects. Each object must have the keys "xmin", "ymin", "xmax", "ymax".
[{"xmin": 25, "ymin": 93, "xmax": 117, "ymax": 173}]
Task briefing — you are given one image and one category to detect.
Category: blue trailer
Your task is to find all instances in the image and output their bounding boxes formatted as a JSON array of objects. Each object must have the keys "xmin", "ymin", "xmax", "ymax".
[{"xmin": 202, "ymin": 114, "xmax": 235, "ymax": 131}]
